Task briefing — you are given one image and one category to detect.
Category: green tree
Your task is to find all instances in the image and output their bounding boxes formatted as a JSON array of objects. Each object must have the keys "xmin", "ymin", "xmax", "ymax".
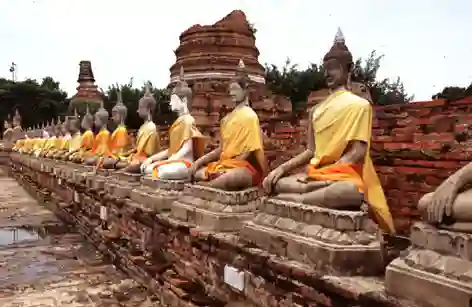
[
  {"xmin": 432, "ymin": 84, "xmax": 472, "ymax": 101},
  {"xmin": 265, "ymin": 51, "xmax": 412, "ymax": 107},
  {"xmin": 0, "ymin": 77, "xmax": 68, "ymax": 130}
]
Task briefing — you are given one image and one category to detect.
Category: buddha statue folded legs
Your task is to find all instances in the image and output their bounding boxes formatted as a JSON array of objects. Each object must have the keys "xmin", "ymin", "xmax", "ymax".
[
  {"xmin": 140, "ymin": 67, "xmax": 206, "ymax": 181},
  {"xmin": 262, "ymin": 28, "xmax": 395, "ymax": 234},
  {"xmin": 188, "ymin": 60, "xmax": 266, "ymax": 191}
]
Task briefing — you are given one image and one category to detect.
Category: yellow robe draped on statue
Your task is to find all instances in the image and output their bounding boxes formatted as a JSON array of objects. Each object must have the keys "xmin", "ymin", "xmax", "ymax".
[
  {"xmin": 205, "ymin": 106, "xmax": 266, "ymax": 185},
  {"xmin": 91, "ymin": 128, "xmax": 110, "ymax": 157},
  {"xmin": 307, "ymin": 89, "xmax": 395, "ymax": 233},
  {"xmin": 41, "ymin": 136, "xmax": 56, "ymax": 156},
  {"xmin": 13, "ymin": 139, "xmax": 25, "ymax": 152},
  {"xmin": 107, "ymin": 125, "xmax": 130, "ymax": 159},
  {"xmin": 68, "ymin": 132, "xmax": 82, "ymax": 153},
  {"xmin": 128, "ymin": 121, "xmax": 159, "ymax": 164},
  {"xmin": 79, "ymin": 130, "xmax": 95, "ymax": 158},
  {"xmin": 151, "ymin": 114, "xmax": 206, "ymax": 178}
]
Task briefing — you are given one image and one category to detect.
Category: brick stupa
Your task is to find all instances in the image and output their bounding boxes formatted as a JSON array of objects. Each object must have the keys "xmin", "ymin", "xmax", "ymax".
[{"xmin": 70, "ymin": 61, "xmax": 103, "ymax": 113}]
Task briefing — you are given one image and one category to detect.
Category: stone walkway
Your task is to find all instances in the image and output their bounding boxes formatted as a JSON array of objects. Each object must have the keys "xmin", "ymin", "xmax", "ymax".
[{"xmin": 0, "ymin": 168, "xmax": 158, "ymax": 306}]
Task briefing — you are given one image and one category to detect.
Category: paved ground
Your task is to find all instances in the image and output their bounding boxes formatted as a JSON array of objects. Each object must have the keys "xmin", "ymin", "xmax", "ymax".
[{"xmin": 0, "ymin": 167, "xmax": 158, "ymax": 306}]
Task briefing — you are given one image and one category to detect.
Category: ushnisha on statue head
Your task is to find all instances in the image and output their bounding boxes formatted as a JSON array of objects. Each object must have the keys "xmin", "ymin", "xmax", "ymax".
[
  {"xmin": 81, "ymin": 104, "xmax": 94, "ymax": 130},
  {"xmin": 94, "ymin": 100, "xmax": 109, "ymax": 129}
]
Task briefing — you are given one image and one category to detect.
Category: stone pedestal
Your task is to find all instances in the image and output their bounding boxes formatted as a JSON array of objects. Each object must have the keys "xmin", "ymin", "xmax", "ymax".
[
  {"xmin": 241, "ymin": 198, "xmax": 383, "ymax": 276},
  {"xmin": 104, "ymin": 172, "xmax": 142, "ymax": 199},
  {"xmin": 171, "ymin": 184, "xmax": 261, "ymax": 232},
  {"xmin": 386, "ymin": 222, "xmax": 472, "ymax": 307},
  {"xmin": 128, "ymin": 177, "xmax": 186, "ymax": 212}
]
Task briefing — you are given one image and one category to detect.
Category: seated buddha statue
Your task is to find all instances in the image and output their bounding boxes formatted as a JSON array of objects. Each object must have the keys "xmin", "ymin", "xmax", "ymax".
[
  {"xmin": 84, "ymin": 102, "xmax": 111, "ymax": 166},
  {"xmin": 188, "ymin": 60, "xmax": 267, "ymax": 191},
  {"xmin": 61, "ymin": 112, "xmax": 83, "ymax": 161},
  {"xmin": 102, "ymin": 88, "xmax": 131, "ymax": 169},
  {"xmin": 53, "ymin": 117, "xmax": 74, "ymax": 160},
  {"xmin": 262, "ymin": 28, "xmax": 395, "ymax": 234},
  {"xmin": 3, "ymin": 119, "xmax": 13, "ymax": 143},
  {"xmin": 417, "ymin": 161, "xmax": 472, "ymax": 233},
  {"xmin": 38, "ymin": 121, "xmax": 56, "ymax": 157},
  {"xmin": 11, "ymin": 109, "xmax": 23, "ymax": 143},
  {"xmin": 68, "ymin": 106, "xmax": 95, "ymax": 163},
  {"xmin": 140, "ymin": 67, "xmax": 206, "ymax": 180},
  {"xmin": 116, "ymin": 83, "xmax": 160, "ymax": 173},
  {"xmin": 45, "ymin": 118, "xmax": 65, "ymax": 158}
]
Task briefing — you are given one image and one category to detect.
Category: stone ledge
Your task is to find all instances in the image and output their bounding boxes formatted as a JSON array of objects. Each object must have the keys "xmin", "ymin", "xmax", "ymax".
[
  {"xmin": 241, "ymin": 221, "xmax": 382, "ymax": 276},
  {"xmin": 410, "ymin": 222, "xmax": 472, "ymax": 260},
  {"xmin": 386, "ymin": 257, "xmax": 472, "ymax": 307}
]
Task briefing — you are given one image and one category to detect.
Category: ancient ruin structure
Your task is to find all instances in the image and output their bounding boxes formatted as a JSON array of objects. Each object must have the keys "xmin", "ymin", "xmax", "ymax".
[{"xmin": 69, "ymin": 60, "xmax": 103, "ymax": 113}]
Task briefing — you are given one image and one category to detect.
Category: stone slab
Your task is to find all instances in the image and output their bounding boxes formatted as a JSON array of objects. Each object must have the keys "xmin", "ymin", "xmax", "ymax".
[
  {"xmin": 129, "ymin": 186, "xmax": 180, "ymax": 212},
  {"xmin": 170, "ymin": 184, "xmax": 262, "ymax": 232},
  {"xmin": 141, "ymin": 176, "xmax": 186, "ymax": 191},
  {"xmin": 386, "ymin": 255, "xmax": 472, "ymax": 307}
]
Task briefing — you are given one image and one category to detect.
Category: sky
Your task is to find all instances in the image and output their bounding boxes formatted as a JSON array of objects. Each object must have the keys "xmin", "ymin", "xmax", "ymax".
[{"xmin": 0, "ymin": 0, "xmax": 470, "ymax": 101}]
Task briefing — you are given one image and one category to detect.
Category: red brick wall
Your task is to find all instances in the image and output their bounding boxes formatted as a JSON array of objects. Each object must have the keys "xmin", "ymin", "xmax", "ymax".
[{"xmin": 372, "ymin": 97, "xmax": 472, "ymax": 232}]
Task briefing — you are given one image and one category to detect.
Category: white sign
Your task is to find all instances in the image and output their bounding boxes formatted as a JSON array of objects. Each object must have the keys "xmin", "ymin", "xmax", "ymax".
[
  {"xmin": 223, "ymin": 265, "xmax": 245, "ymax": 291},
  {"xmin": 100, "ymin": 206, "xmax": 107, "ymax": 220}
]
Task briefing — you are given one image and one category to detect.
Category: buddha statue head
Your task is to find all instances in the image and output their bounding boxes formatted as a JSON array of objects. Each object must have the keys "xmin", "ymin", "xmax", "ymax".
[
  {"xmin": 137, "ymin": 83, "xmax": 156, "ymax": 121},
  {"xmin": 47, "ymin": 120, "xmax": 55, "ymax": 135},
  {"xmin": 94, "ymin": 101, "xmax": 109, "ymax": 129},
  {"xmin": 4, "ymin": 118, "xmax": 11, "ymax": 130},
  {"xmin": 323, "ymin": 27, "xmax": 353, "ymax": 91},
  {"xmin": 81, "ymin": 105, "xmax": 94, "ymax": 130},
  {"xmin": 229, "ymin": 59, "xmax": 250, "ymax": 104},
  {"xmin": 12, "ymin": 109, "xmax": 21, "ymax": 127},
  {"xmin": 111, "ymin": 86, "xmax": 127, "ymax": 125},
  {"xmin": 170, "ymin": 67, "xmax": 192, "ymax": 115},
  {"xmin": 68, "ymin": 109, "xmax": 81, "ymax": 134},
  {"xmin": 54, "ymin": 117, "xmax": 63, "ymax": 136}
]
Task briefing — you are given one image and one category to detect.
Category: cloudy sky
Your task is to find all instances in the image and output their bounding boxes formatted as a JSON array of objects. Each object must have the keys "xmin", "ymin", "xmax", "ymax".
[{"xmin": 0, "ymin": 0, "xmax": 469, "ymax": 100}]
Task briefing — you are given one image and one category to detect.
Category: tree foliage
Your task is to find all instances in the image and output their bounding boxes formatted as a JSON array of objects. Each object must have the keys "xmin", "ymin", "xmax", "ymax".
[
  {"xmin": 432, "ymin": 84, "xmax": 472, "ymax": 101},
  {"xmin": 265, "ymin": 51, "xmax": 413, "ymax": 107}
]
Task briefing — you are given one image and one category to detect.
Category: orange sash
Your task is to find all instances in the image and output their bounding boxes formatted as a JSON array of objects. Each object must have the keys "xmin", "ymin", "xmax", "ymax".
[{"xmin": 307, "ymin": 163, "xmax": 365, "ymax": 194}]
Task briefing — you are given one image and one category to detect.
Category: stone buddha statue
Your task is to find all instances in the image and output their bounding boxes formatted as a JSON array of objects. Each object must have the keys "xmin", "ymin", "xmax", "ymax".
[
  {"xmin": 45, "ymin": 118, "xmax": 65, "ymax": 158},
  {"xmin": 417, "ymin": 162, "xmax": 472, "ymax": 232},
  {"xmin": 262, "ymin": 28, "xmax": 395, "ymax": 233},
  {"xmin": 84, "ymin": 102, "xmax": 111, "ymax": 166},
  {"xmin": 140, "ymin": 67, "xmax": 207, "ymax": 180},
  {"xmin": 102, "ymin": 88, "xmax": 131, "ymax": 169},
  {"xmin": 52, "ymin": 117, "xmax": 73, "ymax": 159},
  {"xmin": 116, "ymin": 83, "xmax": 160, "ymax": 173},
  {"xmin": 188, "ymin": 59, "xmax": 267, "ymax": 191},
  {"xmin": 69, "ymin": 106, "xmax": 95, "ymax": 163},
  {"xmin": 3, "ymin": 118, "xmax": 13, "ymax": 143}
]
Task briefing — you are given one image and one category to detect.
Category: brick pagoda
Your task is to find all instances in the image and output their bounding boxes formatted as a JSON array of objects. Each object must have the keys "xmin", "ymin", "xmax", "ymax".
[{"xmin": 70, "ymin": 60, "xmax": 103, "ymax": 114}]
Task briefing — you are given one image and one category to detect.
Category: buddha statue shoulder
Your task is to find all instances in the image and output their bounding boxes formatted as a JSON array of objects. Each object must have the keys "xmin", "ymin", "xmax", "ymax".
[
  {"xmin": 117, "ymin": 83, "xmax": 160, "ymax": 173},
  {"xmin": 140, "ymin": 67, "xmax": 207, "ymax": 180},
  {"xmin": 417, "ymin": 161, "xmax": 472, "ymax": 232},
  {"xmin": 84, "ymin": 102, "xmax": 110, "ymax": 165},
  {"xmin": 69, "ymin": 106, "xmax": 95, "ymax": 163},
  {"xmin": 102, "ymin": 88, "xmax": 131, "ymax": 169},
  {"xmin": 188, "ymin": 60, "xmax": 267, "ymax": 191},
  {"xmin": 262, "ymin": 28, "xmax": 395, "ymax": 234}
]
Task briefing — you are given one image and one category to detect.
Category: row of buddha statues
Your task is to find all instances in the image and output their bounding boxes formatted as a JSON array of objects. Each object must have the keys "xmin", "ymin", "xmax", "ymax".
[{"xmin": 8, "ymin": 28, "xmax": 472, "ymax": 237}]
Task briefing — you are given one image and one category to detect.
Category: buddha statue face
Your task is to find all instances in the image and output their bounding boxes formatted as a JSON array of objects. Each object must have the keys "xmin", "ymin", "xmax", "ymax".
[
  {"xmin": 137, "ymin": 100, "xmax": 149, "ymax": 119},
  {"xmin": 229, "ymin": 81, "xmax": 246, "ymax": 103},
  {"xmin": 323, "ymin": 58, "xmax": 349, "ymax": 90},
  {"xmin": 170, "ymin": 94, "xmax": 187, "ymax": 114},
  {"xmin": 111, "ymin": 109, "xmax": 121, "ymax": 124},
  {"xmin": 81, "ymin": 115, "xmax": 92, "ymax": 130},
  {"xmin": 94, "ymin": 113, "xmax": 104, "ymax": 128},
  {"xmin": 61, "ymin": 122, "xmax": 69, "ymax": 135}
]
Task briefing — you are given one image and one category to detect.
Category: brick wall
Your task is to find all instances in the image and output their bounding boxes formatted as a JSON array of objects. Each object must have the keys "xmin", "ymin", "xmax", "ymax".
[{"xmin": 372, "ymin": 97, "xmax": 472, "ymax": 232}]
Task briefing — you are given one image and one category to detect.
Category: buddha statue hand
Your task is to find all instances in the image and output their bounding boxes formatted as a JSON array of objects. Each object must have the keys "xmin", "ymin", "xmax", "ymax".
[
  {"xmin": 424, "ymin": 178, "xmax": 459, "ymax": 224},
  {"xmin": 262, "ymin": 168, "xmax": 285, "ymax": 194},
  {"xmin": 140, "ymin": 157, "xmax": 154, "ymax": 173}
]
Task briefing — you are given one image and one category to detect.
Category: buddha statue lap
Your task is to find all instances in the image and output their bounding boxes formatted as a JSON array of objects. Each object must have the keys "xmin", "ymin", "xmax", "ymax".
[
  {"xmin": 38, "ymin": 122, "xmax": 56, "ymax": 157},
  {"xmin": 140, "ymin": 67, "xmax": 206, "ymax": 180},
  {"xmin": 68, "ymin": 106, "xmax": 95, "ymax": 163},
  {"xmin": 84, "ymin": 102, "xmax": 110, "ymax": 166},
  {"xmin": 188, "ymin": 60, "xmax": 266, "ymax": 191},
  {"xmin": 102, "ymin": 88, "xmax": 131, "ymax": 169},
  {"xmin": 116, "ymin": 84, "xmax": 159, "ymax": 173},
  {"xmin": 262, "ymin": 28, "xmax": 395, "ymax": 234}
]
